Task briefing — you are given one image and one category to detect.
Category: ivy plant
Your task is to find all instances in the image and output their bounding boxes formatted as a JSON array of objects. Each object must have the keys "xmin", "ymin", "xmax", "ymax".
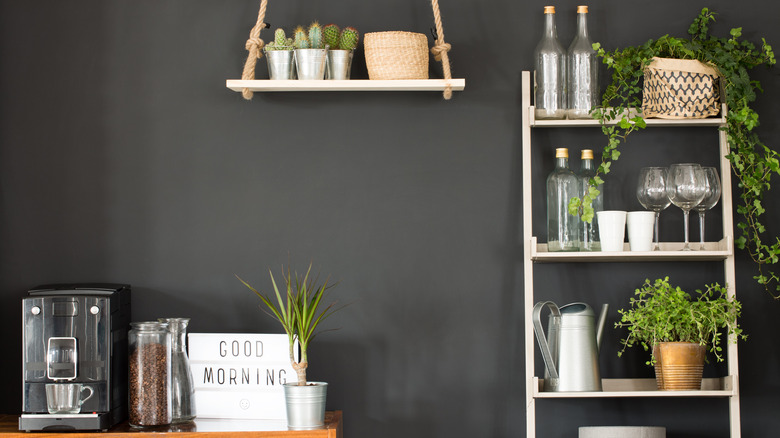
[
  {"xmin": 615, "ymin": 277, "xmax": 746, "ymax": 365},
  {"xmin": 568, "ymin": 8, "xmax": 778, "ymax": 297}
]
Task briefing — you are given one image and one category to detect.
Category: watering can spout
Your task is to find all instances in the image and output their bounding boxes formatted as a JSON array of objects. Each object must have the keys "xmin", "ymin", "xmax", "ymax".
[{"xmin": 595, "ymin": 304, "xmax": 609, "ymax": 349}]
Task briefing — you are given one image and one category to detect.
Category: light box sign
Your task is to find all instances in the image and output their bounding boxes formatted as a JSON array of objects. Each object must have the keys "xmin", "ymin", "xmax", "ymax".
[{"xmin": 187, "ymin": 333, "xmax": 297, "ymax": 420}]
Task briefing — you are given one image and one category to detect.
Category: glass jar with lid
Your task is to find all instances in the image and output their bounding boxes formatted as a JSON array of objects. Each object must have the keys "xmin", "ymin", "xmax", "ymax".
[{"xmin": 128, "ymin": 321, "xmax": 172, "ymax": 427}]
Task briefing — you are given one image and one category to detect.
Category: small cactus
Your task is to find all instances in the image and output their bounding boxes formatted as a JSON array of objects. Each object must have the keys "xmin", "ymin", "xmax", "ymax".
[
  {"xmin": 323, "ymin": 24, "xmax": 340, "ymax": 50},
  {"xmin": 308, "ymin": 22, "xmax": 323, "ymax": 49},
  {"xmin": 265, "ymin": 28, "xmax": 292, "ymax": 51},
  {"xmin": 293, "ymin": 26, "xmax": 309, "ymax": 49},
  {"xmin": 338, "ymin": 27, "xmax": 359, "ymax": 51},
  {"xmin": 274, "ymin": 28, "xmax": 287, "ymax": 47}
]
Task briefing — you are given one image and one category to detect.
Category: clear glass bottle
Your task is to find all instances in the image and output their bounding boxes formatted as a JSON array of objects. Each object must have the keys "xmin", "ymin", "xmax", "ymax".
[
  {"xmin": 567, "ymin": 5, "xmax": 598, "ymax": 119},
  {"xmin": 578, "ymin": 149, "xmax": 603, "ymax": 251},
  {"xmin": 547, "ymin": 148, "xmax": 580, "ymax": 251},
  {"xmin": 534, "ymin": 6, "xmax": 566, "ymax": 120},
  {"xmin": 128, "ymin": 321, "xmax": 172, "ymax": 428},
  {"xmin": 159, "ymin": 318, "xmax": 196, "ymax": 423}
]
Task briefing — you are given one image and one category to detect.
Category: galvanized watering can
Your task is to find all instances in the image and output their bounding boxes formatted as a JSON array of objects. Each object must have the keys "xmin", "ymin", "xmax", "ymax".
[{"xmin": 532, "ymin": 301, "xmax": 608, "ymax": 392}]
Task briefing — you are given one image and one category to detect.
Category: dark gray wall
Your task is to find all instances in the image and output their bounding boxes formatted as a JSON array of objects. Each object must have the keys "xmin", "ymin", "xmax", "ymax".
[{"xmin": 2, "ymin": 1, "xmax": 779, "ymax": 437}]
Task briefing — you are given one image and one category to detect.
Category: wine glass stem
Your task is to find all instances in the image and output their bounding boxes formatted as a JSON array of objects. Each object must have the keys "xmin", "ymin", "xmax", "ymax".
[
  {"xmin": 653, "ymin": 210, "xmax": 661, "ymax": 251},
  {"xmin": 698, "ymin": 210, "xmax": 706, "ymax": 250},
  {"xmin": 683, "ymin": 209, "xmax": 691, "ymax": 251}
]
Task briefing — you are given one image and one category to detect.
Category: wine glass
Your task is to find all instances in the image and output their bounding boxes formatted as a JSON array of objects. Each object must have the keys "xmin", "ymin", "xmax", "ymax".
[
  {"xmin": 636, "ymin": 167, "xmax": 671, "ymax": 250},
  {"xmin": 694, "ymin": 167, "xmax": 721, "ymax": 250},
  {"xmin": 666, "ymin": 163, "xmax": 707, "ymax": 251}
]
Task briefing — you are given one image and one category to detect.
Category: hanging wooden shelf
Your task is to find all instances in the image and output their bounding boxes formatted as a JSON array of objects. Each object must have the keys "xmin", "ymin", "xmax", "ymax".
[{"xmin": 226, "ymin": 79, "xmax": 466, "ymax": 93}]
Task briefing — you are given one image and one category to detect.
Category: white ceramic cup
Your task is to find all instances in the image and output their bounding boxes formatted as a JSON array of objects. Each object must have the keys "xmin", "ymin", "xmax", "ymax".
[
  {"xmin": 627, "ymin": 211, "xmax": 656, "ymax": 252},
  {"xmin": 45, "ymin": 383, "xmax": 94, "ymax": 414},
  {"xmin": 597, "ymin": 210, "xmax": 627, "ymax": 252}
]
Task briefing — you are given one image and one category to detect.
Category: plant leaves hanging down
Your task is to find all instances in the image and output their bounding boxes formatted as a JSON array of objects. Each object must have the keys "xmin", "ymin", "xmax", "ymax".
[{"xmin": 569, "ymin": 8, "xmax": 777, "ymax": 297}]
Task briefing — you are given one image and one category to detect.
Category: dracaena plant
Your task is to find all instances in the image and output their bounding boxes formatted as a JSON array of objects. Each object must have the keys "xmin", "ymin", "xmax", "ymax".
[
  {"xmin": 237, "ymin": 263, "xmax": 339, "ymax": 385},
  {"xmin": 568, "ymin": 8, "xmax": 778, "ymax": 297},
  {"xmin": 615, "ymin": 277, "xmax": 746, "ymax": 365}
]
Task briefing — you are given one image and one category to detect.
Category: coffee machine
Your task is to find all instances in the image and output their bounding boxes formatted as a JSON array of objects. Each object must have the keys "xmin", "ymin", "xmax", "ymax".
[{"xmin": 20, "ymin": 284, "xmax": 131, "ymax": 431}]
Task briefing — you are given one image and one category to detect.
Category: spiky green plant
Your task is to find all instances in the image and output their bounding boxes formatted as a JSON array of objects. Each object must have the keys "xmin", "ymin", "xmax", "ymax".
[
  {"xmin": 308, "ymin": 22, "xmax": 323, "ymax": 49},
  {"xmin": 293, "ymin": 26, "xmax": 309, "ymax": 49},
  {"xmin": 338, "ymin": 27, "xmax": 359, "ymax": 51},
  {"xmin": 323, "ymin": 24, "xmax": 340, "ymax": 50},
  {"xmin": 265, "ymin": 28, "xmax": 292, "ymax": 51},
  {"xmin": 274, "ymin": 28, "xmax": 287, "ymax": 47},
  {"xmin": 236, "ymin": 263, "xmax": 339, "ymax": 386}
]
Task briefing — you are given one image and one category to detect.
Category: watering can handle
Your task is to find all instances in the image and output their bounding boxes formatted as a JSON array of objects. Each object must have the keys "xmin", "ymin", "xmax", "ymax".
[{"xmin": 532, "ymin": 301, "xmax": 561, "ymax": 380}]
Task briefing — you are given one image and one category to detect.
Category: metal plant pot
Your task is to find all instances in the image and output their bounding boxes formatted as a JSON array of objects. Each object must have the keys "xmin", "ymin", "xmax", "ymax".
[
  {"xmin": 653, "ymin": 342, "xmax": 706, "ymax": 390},
  {"xmin": 294, "ymin": 49, "xmax": 328, "ymax": 80},
  {"xmin": 264, "ymin": 49, "xmax": 295, "ymax": 80},
  {"xmin": 326, "ymin": 50, "xmax": 354, "ymax": 80},
  {"xmin": 283, "ymin": 382, "xmax": 327, "ymax": 429}
]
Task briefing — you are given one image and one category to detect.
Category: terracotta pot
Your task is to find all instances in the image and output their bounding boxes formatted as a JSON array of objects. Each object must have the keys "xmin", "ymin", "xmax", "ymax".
[{"xmin": 654, "ymin": 342, "xmax": 706, "ymax": 390}]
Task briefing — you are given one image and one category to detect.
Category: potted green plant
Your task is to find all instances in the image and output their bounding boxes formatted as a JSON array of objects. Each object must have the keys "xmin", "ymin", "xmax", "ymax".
[
  {"xmin": 294, "ymin": 22, "xmax": 329, "ymax": 80},
  {"xmin": 236, "ymin": 263, "xmax": 339, "ymax": 429},
  {"xmin": 322, "ymin": 24, "xmax": 359, "ymax": 80},
  {"xmin": 568, "ymin": 8, "xmax": 778, "ymax": 298},
  {"xmin": 615, "ymin": 277, "xmax": 746, "ymax": 390},
  {"xmin": 264, "ymin": 28, "xmax": 295, "ymax": 80}
]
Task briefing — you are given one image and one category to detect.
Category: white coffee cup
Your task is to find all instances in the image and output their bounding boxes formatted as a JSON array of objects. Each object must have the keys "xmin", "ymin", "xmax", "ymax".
[
  {"xmin": 597, "ymin": 211, "xmax": 627, "ymax": 252},
  {"xmin": 45, "ymin": 383, "xmax": 94, "ymax": 414},
  {"xmin": 627, "ymin": 211, "xmax": 656, "ymax": 252}
]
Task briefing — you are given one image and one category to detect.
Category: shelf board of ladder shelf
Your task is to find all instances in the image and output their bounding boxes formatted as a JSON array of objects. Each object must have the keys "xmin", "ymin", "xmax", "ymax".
[
  {"xmin": 528, "ymin": 105, "xmax": 727, "ymax": 127},
  {"xmin": 226, "ymin": 79, "xmax": 466, "ymax": 92},
  {"xmin": 533, "ymin": 377, "xmax": 736, "ymax": 398},
  {"xmin": 530, "ymin": 236, "xmax": 732, "ymax": 262}
]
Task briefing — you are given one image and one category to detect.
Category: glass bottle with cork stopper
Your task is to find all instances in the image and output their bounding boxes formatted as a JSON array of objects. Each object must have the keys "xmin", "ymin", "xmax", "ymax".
[
  {"xmin": 534, "ymin": 6, "xmax": 566, "ymax": 120},
  {"xmin": 547, "ymin": 147, "xmax": 580, "ymax": 251},
  {"xmin": 567, "ymin": 5, "xmax": 598, "ymax": 119},
  {"xmin": 578, "ymin": 149, "xmax": 603, "ymax": 250}
]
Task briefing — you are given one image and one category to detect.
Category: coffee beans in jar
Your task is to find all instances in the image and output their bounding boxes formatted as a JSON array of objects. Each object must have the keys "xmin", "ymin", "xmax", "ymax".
[{"xmin": 128, "ymin": 321, "xmax": 172, "ymax": 427}]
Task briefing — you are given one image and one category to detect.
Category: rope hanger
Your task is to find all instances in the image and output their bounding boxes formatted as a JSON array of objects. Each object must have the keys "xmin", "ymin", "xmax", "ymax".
[{"xmin": 240, "ymin": 0, "xmax": 454, "ymax": 100}]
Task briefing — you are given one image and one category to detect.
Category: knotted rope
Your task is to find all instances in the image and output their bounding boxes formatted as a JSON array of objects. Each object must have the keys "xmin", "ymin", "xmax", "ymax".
[
  {"xmin": 429, "ymin": 0, "xmax": 453, "ymax": 100},
  {"xmin": 241, "ymin": 0, "xmax": 269, "ymax": 100}
]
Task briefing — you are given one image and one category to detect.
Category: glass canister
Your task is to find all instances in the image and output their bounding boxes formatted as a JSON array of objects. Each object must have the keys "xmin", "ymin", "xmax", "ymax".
[
  {"xmin": 159, "ymin": 318, "xmax": 196, "ymax": 423},
  {"xmin": 128, "ymin": 321, "xmax": 172, "ymax": 427}
]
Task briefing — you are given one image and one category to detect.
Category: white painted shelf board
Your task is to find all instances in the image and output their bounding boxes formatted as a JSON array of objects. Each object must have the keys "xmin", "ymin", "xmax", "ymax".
[
  {"xmin": 533, "ymin": 377, "xmax": 735, "ymax": 398},
  {"xmin": 529, "ymin": 104, "xmax": 727, "ymax": 127},
  {"xmin": 226, "ymin": 79, "xmax": 466, "ymax": 92},
  {"xmin": 530, "ymin": 237, "xmax": 732, "ymax": 262}
]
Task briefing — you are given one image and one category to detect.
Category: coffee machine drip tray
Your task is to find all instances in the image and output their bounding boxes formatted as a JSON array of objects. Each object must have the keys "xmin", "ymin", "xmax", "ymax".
[{"xmin": 19, "ymin": 413, "xmax": 111, "ymax": 432}]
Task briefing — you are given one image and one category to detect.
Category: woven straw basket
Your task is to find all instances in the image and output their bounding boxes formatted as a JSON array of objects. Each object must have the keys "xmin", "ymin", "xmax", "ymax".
[
  {"xmin": 364, "ymin": 31, "xmax": 429, "ymax": 80},
  {"xmin": 642, "ymin": 57, "xmax": 721, "ymax": 119}
]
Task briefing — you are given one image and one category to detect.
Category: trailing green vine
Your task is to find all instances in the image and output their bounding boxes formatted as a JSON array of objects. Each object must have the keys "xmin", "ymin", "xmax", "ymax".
[{"xmin": 568, "ymin": 8, "xmax": 778, "ymax": 297}]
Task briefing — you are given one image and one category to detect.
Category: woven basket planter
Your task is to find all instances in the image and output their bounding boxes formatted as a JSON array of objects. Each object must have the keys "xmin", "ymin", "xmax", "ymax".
[
  {"xmin": 364, "ymin": 31, "xmax": 429, "ymax": 80},
  {"xmin": 642, "ymin": 57, "xmax": 720, "ymax": 119}
]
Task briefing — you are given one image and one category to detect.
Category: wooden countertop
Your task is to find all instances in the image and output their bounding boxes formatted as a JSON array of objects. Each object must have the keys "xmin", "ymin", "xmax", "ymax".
[{"xmin": 0, "ymin": 412, "xmax": 342, "ymax": 438}]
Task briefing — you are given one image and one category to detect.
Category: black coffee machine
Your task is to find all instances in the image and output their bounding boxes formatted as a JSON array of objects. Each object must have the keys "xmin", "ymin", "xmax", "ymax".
[{"xmin": 19, "ymin": 284, "xmax": 131, "ymax": 431}]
